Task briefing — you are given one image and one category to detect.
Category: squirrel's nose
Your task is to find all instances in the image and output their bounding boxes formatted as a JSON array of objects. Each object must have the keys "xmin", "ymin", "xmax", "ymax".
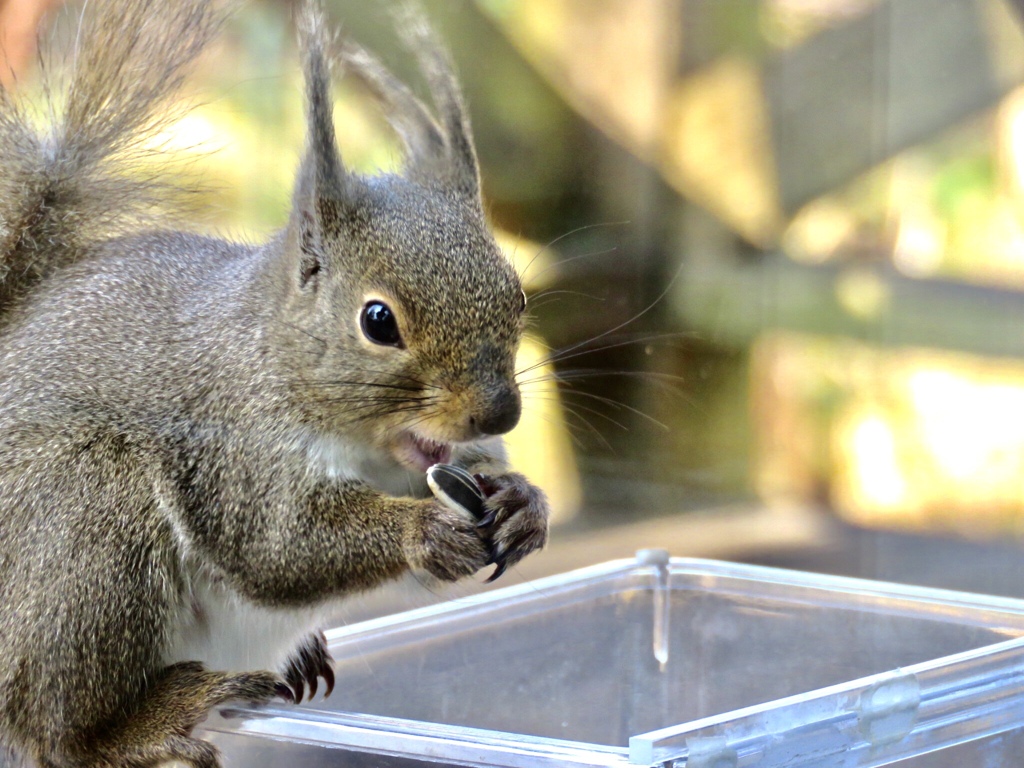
[{"xmin": 471, "ymin": 386, "xmax": 522, "ymax": 436}]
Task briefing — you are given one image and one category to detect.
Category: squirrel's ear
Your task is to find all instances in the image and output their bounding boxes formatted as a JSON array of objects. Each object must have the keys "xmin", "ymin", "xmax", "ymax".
[
  {"xmin": 340, "ymin": 5, "xmax": 481, "ymax": 200},
  {"xmin": 287, "ymin": 1, "xmax": 351, "ymax": 286},
  {"xmin": 300, "ymin": 3, "xmax": 347, "ymax": 206},
  {"xmin": 399, "ymin": 7, "xmax": 481, "ymax": 198}
]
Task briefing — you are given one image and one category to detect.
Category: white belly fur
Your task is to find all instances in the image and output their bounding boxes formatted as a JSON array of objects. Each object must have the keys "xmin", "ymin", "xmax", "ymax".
[
  {"xmin": 161, "ymin": 429, "xmax": 426, "ymax": 673},
  {"xmin": 163, "ymin": 569, "xmax": 338, "ymax": 673}
]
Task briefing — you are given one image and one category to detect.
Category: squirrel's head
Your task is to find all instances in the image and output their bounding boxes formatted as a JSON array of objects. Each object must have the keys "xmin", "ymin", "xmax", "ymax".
[{"xmin": 273, "ymin": 5, "xmax": 525, "ymax": 472}]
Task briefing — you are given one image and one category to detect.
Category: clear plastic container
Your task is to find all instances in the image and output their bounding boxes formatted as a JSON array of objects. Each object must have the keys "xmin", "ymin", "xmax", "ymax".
[{"xmin": 199, "ymin": 551, "xmax": 1024, "ymax": 766}]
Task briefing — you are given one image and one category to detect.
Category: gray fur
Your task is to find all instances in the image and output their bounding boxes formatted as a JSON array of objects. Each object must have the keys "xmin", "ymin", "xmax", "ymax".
[{"xmin": 0, "ymin": 1, "xmax": 549, "ymax": 766}]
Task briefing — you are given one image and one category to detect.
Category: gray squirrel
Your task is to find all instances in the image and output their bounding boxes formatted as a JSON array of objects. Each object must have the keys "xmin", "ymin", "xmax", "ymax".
[{"xmin": 0, "ymin": 0, "xmax": 549, "ymax": 766}]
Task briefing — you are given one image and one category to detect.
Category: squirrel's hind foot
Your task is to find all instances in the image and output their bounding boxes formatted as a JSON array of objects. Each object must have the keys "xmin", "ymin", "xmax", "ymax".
[
  {"xmin": 102, "ymin": 735, "xmax": 221, "ymax": 768},
  {"xmin": 84, "ymin": 662, "xmax": 290, "ymax": 768}
]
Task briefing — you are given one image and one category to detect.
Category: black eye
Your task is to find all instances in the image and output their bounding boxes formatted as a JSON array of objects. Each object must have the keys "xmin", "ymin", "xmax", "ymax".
[
  {"xmin": 360, "ymin": 301, "xmax": 404, "ymax": 348},
  {"xmin": 518, "ymin": 289, "xmax": 527, "ymax": 314}
]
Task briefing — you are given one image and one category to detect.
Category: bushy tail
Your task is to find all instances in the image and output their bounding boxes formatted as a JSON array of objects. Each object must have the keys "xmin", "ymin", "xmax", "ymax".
[{"xmin": 0, "ymin": 0, "xmax": 223, "ymax": 314}]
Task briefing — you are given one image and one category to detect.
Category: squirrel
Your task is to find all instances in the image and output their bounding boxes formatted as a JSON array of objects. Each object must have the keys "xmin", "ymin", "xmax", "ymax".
[{"xmin": 0, "ymin": 0, "xmax": 549, "ymax": 766}]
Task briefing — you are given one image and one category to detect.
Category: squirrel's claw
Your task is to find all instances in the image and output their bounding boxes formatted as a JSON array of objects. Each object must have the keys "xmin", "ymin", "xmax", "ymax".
[
  {"xmin": 321, "ymin": 658, "xmax": 336, "ymax": 698},
  {"xmin": 275, "ymin": 681, "xmax": 296, "ymax": 703},
  {"xmin": 485, "ymin": 557, "xmax": 508, "ymax": 583},
  {"xmin": 284, "ymin": 665, "xmax": 304, "ymax": 702},
  {"xmin": 475, "ymin": 472, "xmax": 549, "ymax": 582},
  {"xmin": 307, "ymin": 673, "xmax": 319, "ymax": 701},
  {"xmin": 282, "ymin": 630, "xmax": 336, "ymax": 703},
  {"xmin": 475, "ymin": 509, "xmax": 498, "ymax": 529}
]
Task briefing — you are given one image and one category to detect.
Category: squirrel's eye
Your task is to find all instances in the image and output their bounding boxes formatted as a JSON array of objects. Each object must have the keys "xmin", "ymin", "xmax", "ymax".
[
  {"xmin": 518, "ymin": 289, "xmax": 527, "ymax": 315},
  {"xmin": 360, "ymin": 301, "xmax": 404, "ymax": 348}
]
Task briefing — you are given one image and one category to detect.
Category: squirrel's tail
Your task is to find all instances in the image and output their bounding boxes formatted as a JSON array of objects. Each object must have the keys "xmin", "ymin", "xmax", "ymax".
[{"xmin": 0, "ymin": 0, "xmax": 223, "ymax": 314}]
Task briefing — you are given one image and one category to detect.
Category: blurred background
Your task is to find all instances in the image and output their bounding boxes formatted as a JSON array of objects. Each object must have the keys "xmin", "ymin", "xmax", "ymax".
[{"xmin": 11, "ymin": 0, "xmax": 1024, "ymax": 609}]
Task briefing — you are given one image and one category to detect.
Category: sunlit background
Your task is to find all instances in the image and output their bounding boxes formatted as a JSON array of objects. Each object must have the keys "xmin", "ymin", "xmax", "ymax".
[{"xmin": 12, "ymin": 0, "xmax": 1024, "ymax": 604}]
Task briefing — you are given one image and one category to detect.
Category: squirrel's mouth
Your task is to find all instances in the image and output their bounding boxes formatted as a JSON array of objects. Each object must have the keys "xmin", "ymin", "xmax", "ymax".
[{"xmin": 392, "ymin": 431, "xmax": 453, "ymax": 473}]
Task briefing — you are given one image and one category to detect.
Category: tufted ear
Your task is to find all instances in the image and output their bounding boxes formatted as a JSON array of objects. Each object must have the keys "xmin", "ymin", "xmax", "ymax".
[
  {"xmin": 287, "ymin": 0, "xmax": 351, "ymax": 287},
  {"xmin": 339, "ymin": 4, "xmax": 481, "ymax": 200}
]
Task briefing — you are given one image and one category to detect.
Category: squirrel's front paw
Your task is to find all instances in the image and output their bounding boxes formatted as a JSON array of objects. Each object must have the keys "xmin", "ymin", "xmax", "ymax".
[
  {"xmin": 475, "ymin": 472, "xmax": 549, "ymax": 582},
  {"xmin": 404, "ymin": 499, "xmax": 491, "ymax": 581}
]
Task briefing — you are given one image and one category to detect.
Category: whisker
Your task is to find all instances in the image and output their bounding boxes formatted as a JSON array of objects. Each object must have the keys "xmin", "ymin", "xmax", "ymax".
[
  {"xmin": 323, "ymin": 397, "xmax": 436, "ymax": 409},
  {"xmin": 518, "ymin": 261, "xmax": 686, "ymax": 374},
  {"xmin": 519, "ymin": 368, "xmax": 701, "ymax": 425},
  {"xmin": 520, "ymin": 408, "xmax": 588, "ymax": 450},
  {"xmin": 333, "ymin": 403, "xmax": 425, "ymax": 415},
  {"xmin": 518, "ymin": 368, "xmax": 691, "ymax": 393},
  {"xmin": 275, "ymin": 319, "xmax": 329, "ymax": 345},
  {"xmin": 560, "ymin": 408, "xmax": 614, "ymax": 452},
  {"xmin": 313, "ymin": 392, "xmax": 437, "ymax": 401},
  {"xmin": 529, "ymin": 288, "xmax": 608, "ymax": 303},
  {"xmin": 344, "ymin": 403, "xmax": 434, "ymax": 425},
  {"xmin": 525, "ymin": 245, "xmax": 620, "ymax": 287},
  {"xmin": 523, "ymin": 393, "xmax": 630, "ymax": 433},
  {"xmin": 518, "ymin": 220, "xmax": 630, "ymax": 284},
  {"xmin": 557, "ymin": 407, "xmax": 613, "ymax": 450},
  {"xmin": 522, "ymin": 398, "xmax": 610, "ymax": 450},
  {"xmin": 520, "ymin": 334, "xmax": 555, "ymax": 353},
  {"xmin": 296, "ymin": 367, "xmax": 442, "ymax": 391},
  {"xmin": 339, "ymin": 368, "xmax": 443, "ymax": 390},
  {"xmin": 516, "ymin": 332, "xmax": 692, "ymax": 378},
  {"xmin": 399, "ymin": 412, "xmax": 438, "ymax": 433},
  {"xmin": 527, "ymin": 289, "xmax": 609, "ymax": 313},
  {"xmin": 298, "ymin": 379, "xmax": 427, "ymax": 393},
  {"xmin": 556, "ymin": 388, "xmax": 669, "ymax": 431}
]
